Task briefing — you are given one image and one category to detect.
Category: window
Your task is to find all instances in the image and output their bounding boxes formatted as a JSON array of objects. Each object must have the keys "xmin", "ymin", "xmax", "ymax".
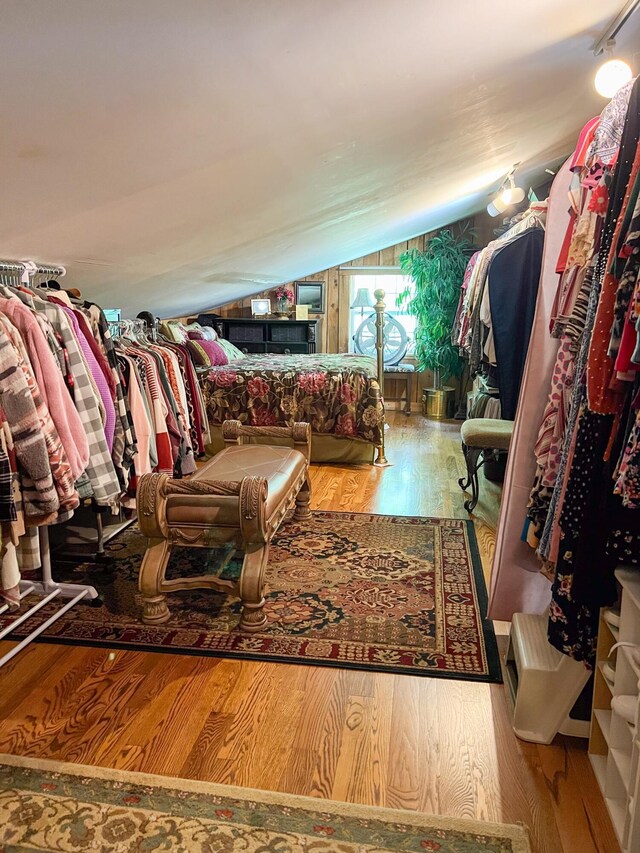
[{"xmin": 348, "ymin": 274, "xmax": 416, "ymax": 354}]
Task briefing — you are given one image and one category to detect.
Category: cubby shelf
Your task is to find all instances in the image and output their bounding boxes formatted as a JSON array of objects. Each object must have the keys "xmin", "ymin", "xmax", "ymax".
[{"xmin": 589, "ymin": 569, "xmax": 640, "ymax": 853}]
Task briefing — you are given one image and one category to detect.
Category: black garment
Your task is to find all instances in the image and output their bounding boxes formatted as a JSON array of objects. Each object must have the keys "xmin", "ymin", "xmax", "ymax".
[{"xmin": 488, "ymin": 228, "xmax": 544, "ymax": 420}]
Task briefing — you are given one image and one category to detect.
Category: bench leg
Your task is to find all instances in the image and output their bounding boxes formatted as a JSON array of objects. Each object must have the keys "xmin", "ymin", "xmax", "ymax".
[
  {"xmin": 139, "ymin": 538, "xmax": 172, "ymax": 625},
  {"xmin": 458, "ymin": 445, "xmax": 484, "ymax": 513},
  {"xmin": 238, "ymin": 542, "xmax": 269, "ymax": 632},
  {"xmin": 294, "ymin": 475, "xmax": 312, "ymax": 520}
]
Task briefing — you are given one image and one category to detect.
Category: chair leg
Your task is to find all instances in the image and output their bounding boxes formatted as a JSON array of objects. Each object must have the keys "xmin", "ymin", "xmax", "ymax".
[
  {"xmin": 238, "ymin": 542, "xmax": 269, "ymax": 632},
  {"xmin": 458, "ymin": 445, "xmax": 484, "ymax": 513},
  {"xmin": 294, "ymin": 476, "xmax": 312, "ymax": 520},
  {"xmin": 138, "ymin": 538, "xmax": 172, "ymax": 624}
]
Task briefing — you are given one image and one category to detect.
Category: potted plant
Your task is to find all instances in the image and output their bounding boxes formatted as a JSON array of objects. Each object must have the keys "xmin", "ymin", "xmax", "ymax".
[
  {"xmin": 398, "ymin": 229, "xmax": 472, "ymax": 419},
  {"xmin": 273, "ymin": 286, "xmax": 294, "ymax": 318}
]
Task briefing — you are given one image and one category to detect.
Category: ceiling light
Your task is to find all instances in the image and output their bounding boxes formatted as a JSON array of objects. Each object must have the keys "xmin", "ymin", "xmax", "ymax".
[
  {"xmin": 487, "ymin": 171, "xmax": 525, "ymax": 217},
  {"xmin": 594, "ymin": 57, "xmax": 633, "ymax": 97},
  {"xmin": 500, "ymin": 178, "xmax": 525, "ymax": 207},
  {"xmin": 592, "ymin": 1, "xmax": 638, "ymax": 99}
]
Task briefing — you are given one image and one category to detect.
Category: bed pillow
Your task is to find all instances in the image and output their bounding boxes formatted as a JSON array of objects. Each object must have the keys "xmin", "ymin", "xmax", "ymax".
[
  {"xmin": 185, "ymin": 340, "xmax": 211, "ymax": 367},
  {"xmin": 166, "ymin": 321, "xmax": 190, "ymax": 343},
  {"xmin": 200, "ymin": 326, "xmax": 218, "ymax": 341},
  {"xmin": 187, "ymin": 329, "xmax": 205, "ymax": 340},
  {"xmin": 217, "ymin": 338, "xmax": 247, "ymax": 361},
  {"xmin": 159, "ymin": 321, "xmax": 185, "ymax": 343},
  {"xmin": 196, "ymin": 338, "xmax": 228, "ymax": 366}
]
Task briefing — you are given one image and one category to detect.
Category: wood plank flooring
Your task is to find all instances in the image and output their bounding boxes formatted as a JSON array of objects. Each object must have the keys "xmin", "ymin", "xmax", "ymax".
[{"xmin": 0, "ymin": 414, "xmax": 618, "ymax": 853}]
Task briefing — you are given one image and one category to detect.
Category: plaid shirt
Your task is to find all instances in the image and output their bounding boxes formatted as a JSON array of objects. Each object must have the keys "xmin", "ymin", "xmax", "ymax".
[{"xmin": 25, "ymin": 290, "xmax": 121, "ymax": 507}]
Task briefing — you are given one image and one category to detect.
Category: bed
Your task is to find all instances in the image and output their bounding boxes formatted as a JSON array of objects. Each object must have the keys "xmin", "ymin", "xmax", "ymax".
[{"xmin": 204, "ymin": 352, "xmax": 384, "ymax": 464}]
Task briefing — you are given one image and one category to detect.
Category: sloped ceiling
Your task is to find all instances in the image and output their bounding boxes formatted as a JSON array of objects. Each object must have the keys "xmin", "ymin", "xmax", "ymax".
[{"xmin": 0, "ymin": 1, "xmax": 638, "ymax": 317}]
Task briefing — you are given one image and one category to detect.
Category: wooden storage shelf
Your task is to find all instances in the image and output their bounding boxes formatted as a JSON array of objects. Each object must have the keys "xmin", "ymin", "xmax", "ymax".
[
  {"xmin": 589, "ymin": 570, "xmax": 640, "ymax": 853},
  {"xmin": 214, "ymin": 318, "xmax": 318, "ymax": 355}
]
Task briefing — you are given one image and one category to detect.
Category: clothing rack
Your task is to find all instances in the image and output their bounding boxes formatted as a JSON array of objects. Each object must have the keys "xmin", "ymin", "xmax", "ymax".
[
  {"xmin": 0, "ymin": 259, "xmax": 66, "ymax": 278},
  {"xmin": 0, "ymin": 258, "xmax": 99, "ymax": 670}
]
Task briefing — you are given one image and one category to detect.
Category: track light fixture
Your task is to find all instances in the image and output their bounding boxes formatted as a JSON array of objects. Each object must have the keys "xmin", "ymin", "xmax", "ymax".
[
  {"xmin": 592, "ymin": 2, "xmax": 637, "ymax": 98},
  {"xmin": 487, "ymin": 168, "xmax": 525, "ymax": 217}
]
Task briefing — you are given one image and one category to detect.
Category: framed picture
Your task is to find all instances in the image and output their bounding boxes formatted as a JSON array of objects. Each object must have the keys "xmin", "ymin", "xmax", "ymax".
[
  {"xmin": 251, "ymin": 298, "xmax": 271, "ymax": 317},
  {"xmin": 295, "ymin": 281, "xmax": 325, "ymax": 314}
]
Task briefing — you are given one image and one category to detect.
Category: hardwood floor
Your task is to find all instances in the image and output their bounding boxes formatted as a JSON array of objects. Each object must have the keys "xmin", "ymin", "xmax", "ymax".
[{"xmin": 0, "ymin": 414, "xmax": 617, "ymax": 853}]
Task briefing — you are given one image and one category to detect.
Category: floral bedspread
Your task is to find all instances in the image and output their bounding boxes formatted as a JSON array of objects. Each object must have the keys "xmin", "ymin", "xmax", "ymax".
[{"xmin": 205, "ymin": 353, "xmax": 383, "ymax": 445}]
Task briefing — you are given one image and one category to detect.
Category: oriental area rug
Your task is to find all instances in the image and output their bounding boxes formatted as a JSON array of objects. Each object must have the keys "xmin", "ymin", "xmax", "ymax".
[
  {"xmin": 0, "ymin": 754, "xmax": 531, "ymax": 852},
  {"xmin": 6, "ymin": 512, "xmax": 501, "ymax": 682}
]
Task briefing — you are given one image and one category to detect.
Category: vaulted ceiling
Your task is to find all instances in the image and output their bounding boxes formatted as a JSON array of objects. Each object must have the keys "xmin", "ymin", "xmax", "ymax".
[{"xmin": 0, "ymin": 1, "xmax": 638, "ymax": 317}]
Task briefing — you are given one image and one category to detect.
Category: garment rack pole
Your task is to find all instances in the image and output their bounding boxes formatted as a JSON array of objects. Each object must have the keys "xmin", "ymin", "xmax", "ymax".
[{"xmin": 0, "ymin": 257, "xmax": 100, "ymax": 670}]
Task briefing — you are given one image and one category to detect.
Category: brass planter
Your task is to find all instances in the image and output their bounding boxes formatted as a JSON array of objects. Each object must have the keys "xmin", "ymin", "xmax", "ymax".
[{"xmin": 422, "ymin": 386, "xmax": 456, "ymax": 420}]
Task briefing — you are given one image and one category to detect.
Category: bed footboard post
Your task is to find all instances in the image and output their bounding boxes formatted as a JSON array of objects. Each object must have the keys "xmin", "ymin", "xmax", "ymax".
[{"xmin": 373, "ymin": 288, "xmax": 390, "ymax": 467}]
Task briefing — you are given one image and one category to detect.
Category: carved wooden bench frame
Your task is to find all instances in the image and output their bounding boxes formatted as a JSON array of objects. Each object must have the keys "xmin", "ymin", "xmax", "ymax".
[{"xmin": 136, "ymin": 420, "xmax": 311, "ymax": 632}]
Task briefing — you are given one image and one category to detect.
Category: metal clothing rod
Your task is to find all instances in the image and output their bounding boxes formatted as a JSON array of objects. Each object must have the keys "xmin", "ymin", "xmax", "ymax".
[
  {"xmin": 0, "ymin": 588, "xmax": 61, "ymax": 641},
  {"xmin": 0, "ymin": 584, "xmax": 35, "ymax": 617},
  {"xmin": 0, "ymin": 590, "xmax": 87, "ymax": 669},
  {"xmin": 592, "ymin": 0, "xmax": 640, "ymax": 55},
  {"xmin": 0, "ymin": 259, "xmax": 66, "ymax": 277},
  {"xmin": 0, "ymin": 526, "xmax": 99, "ymax": 671},
  {"xmin": 26, "ymin": 527, "xmax": 99, "ymax": 600}
]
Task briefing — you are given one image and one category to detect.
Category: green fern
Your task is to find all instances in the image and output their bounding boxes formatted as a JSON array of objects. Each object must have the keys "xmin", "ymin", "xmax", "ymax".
[{"xmin": 398, "ymin": 229, "xmax": 472, "ymax": 388}]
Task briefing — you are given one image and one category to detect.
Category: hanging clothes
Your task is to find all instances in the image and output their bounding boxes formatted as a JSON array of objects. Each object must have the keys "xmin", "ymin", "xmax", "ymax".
[
  {"xmin": 108, "ymin": 320, "xmax": 209, "ymax": 482},
  {"xmin": 488, "ymin": 228, "xmax": 545, "ymax": 420},
  {"xmin": 454, "ymin": 206, "xmax": 548, "ymax": 420},
  {"xmin": 488, "ymin": 158, "xmax": 572, "ymax": 621},
  {"xmin": 502, "ymin": 76, "xmax": 640, "ymax": 666}
]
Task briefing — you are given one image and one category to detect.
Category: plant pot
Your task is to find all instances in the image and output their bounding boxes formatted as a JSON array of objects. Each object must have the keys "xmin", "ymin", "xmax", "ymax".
[{"xmin": 421, "ymin": 386, "xmax": 456, "ymax": 420}]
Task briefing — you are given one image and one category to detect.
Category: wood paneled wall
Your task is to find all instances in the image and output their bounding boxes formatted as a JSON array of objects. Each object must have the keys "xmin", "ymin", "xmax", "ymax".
[
  {"xmin": 208, "ymin": 227, "xmax": 470, "ymax": 353},
  {"xmin": 176, "ymin": 214, "xmax": 489, "ymax": 408}
]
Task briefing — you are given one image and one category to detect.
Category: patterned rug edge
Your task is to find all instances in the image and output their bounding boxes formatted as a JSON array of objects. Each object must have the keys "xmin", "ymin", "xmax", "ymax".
[
  {"xmin": 462, "ymin": 518, "xmax": 503, "ymax": 683},
  {"xmin": 15, "ymin": 512, "xmax": 503, "ymax": 683},
  {"xmin": 0, "ymin": 752, "xmax": 531, "ymax": 852}
]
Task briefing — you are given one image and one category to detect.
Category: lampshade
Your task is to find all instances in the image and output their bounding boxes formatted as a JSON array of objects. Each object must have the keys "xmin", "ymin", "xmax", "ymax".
[{"xmin": 350, "ymin": 287, "xmax": 373, "ymax": 310}]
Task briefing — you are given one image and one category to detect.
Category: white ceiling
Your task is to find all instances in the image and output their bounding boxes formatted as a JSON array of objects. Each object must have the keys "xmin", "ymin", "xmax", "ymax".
[{"xmin": 0, "ymin": 0, "xmax": 638, "ymax": 317}]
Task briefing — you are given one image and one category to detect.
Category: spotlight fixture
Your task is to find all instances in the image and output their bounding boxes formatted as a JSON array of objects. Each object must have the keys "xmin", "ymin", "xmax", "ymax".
[
  {"xmin": 595, "ymin": 53, "xmax": 633, "ymax": 97},
  {"xmin": 592, "ymin": 3, "xmax": 638, "ymax": 98},
  {"xmin": 487, "ymin": 168, "xmax": 525, "ymax": 217}
]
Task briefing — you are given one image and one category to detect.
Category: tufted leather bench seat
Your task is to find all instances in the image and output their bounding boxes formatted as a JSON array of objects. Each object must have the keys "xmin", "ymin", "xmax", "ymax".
[
  {"xmin": 458, "ymin": 417, "xmax": 514, "ymax": 513},
  {"xmin": 136, "ymin": 420, "xmax": 311, "ymax": 632}
]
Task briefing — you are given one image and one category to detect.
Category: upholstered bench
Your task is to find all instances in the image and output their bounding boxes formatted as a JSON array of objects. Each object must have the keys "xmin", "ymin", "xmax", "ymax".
[
  {"xmin": 458, "ymin": 418, "xmax": 514, "ymax": 513},
  {"xmin": 136, "ymin": 420, "xmax": 311, "ymax": 632}
]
